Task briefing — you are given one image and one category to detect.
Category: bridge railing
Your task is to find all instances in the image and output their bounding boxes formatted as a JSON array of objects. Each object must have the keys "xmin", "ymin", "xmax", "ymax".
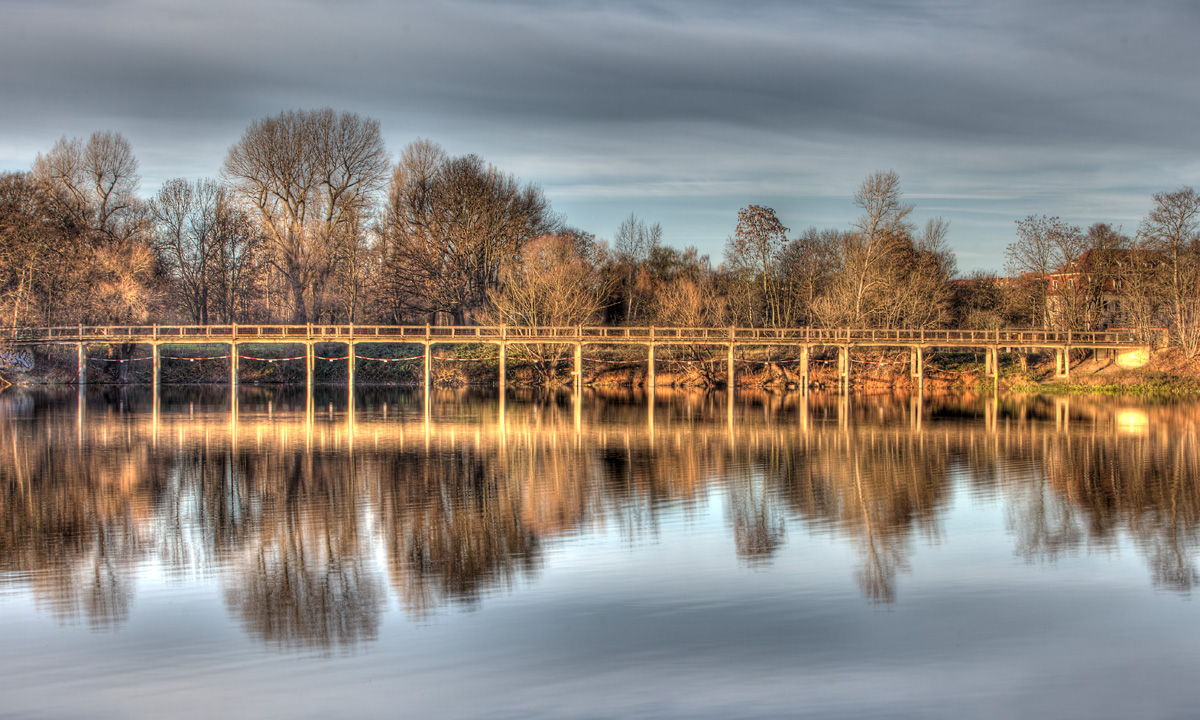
[{"xmin": 3, "ymin": 324, "xmax": 1153, "ymax": 346}]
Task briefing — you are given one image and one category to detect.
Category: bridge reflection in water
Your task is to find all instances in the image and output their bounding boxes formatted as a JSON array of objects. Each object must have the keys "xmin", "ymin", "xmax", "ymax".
[{"xmin": 0, "ymin": 387, "xmax": 1196, "ymax": 651}]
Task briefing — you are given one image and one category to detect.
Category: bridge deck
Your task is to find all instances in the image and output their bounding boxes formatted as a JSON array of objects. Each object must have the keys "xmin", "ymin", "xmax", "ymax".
[{"xmin": 7, "ymin": 324, "xmax": 1151, "ymax": 350}]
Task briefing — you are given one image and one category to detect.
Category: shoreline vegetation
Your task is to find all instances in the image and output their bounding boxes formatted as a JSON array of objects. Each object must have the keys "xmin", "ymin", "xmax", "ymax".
[
  {"xmin": 6, "ymin": 112, "xmax": 1200, "ymax": 397},
  {"xmin": 8, "ymin": 343, "xmax": 1200, "ymax": 397}
]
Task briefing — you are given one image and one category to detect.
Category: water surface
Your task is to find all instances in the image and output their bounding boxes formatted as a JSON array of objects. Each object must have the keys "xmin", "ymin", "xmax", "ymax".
[{"xmin": 1, "ymin": 387, "xmax": 1198, "ymax": 719}]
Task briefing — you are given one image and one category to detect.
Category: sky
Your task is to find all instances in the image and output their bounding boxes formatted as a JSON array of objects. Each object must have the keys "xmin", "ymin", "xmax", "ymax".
[{"xmin": 2, "ymin": 0, "xmax": 1199, "ymax": 272}]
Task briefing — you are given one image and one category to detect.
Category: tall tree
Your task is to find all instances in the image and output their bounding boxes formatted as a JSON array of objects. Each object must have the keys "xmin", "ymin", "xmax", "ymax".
[
  {"xmin": 844, "ymin": 170, "xmax": 914, "ymax": 326},
  {"xmin": 151, "ymin": 178, "xmax": 265, "ymax": 324},
  {"xmin": 885, "ymin": 217, "xmax": 956, "ymax": 330},
  {"xmin": 31, "ymin": 131, "xmax": 159, "ymax": 324},
  {"xmin": 487, "ymin": 231, "xmax": 608, "ymax": 383},
  {"xmin": 612, "ymin": 212, "xmax": 662, "ymax": 323},
  {"xmin": 222, "ymin": 108, "xmax": 389, "ymax": 323},
  {"xmin": 777, "ymin": 227, "xmax": 840, "ymax": 327},
  {"xmin": 815, "ymin": 171, "xmax": 925, "ymax": 328},
  {"xmin": 723, "ymin": 205, "xmax": 789, "ymax": 326},
  {"xmin": 1005, "ymin": 215, "xmax": 1085, "ymax": 329},
  {"xmin": 382, "ymin": 141, "xmax": 559, "ymax": 324},
  {"xmin": 0, "ymin": 172, "xmax": 75, "ymax": 327},
  {"xmin": 32, "ymin": 131, "xmax": 143, "ymax": 245},
  {"xmin": 1140, "ymin": 187, "xmax": 1200, "ymax": 354}
]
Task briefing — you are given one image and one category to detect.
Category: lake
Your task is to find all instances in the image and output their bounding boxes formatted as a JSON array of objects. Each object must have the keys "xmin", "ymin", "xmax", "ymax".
[{"xmin": 1, "ymin": 386, "xmax": 1197, "ymax": 719}]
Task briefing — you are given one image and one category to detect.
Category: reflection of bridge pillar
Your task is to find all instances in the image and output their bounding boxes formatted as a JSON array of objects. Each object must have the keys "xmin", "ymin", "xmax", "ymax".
[
  {"xmin": 648, "ymin": 388, "xmax": 655, "ymax": 438},
  {"xmin": 910, "ymin": 391, "xmax": 923, "ymax": 433},
  {"xmin": 305, "ymin": 386, "xmax": 314, "ymax": 451},
  {"xmin": 574, "ymin": 384, "xmax": 582, "ymax": 437},
  {"xmin": 1055, "ymin": 396, "xmax": 1069, "ymax": 431},
  {"xmin": 152, "ymin": 385, "xmax": 159, "ymax": 449},
  {"xmin": 648, "ymin": 343, "xmax": 656, "ymax": 389},
  {"xmin": 498, "ymin": 389, "xmax": 507, "ymax": 446},
  {"xmin": 423, "ymin": 385, "xmax": 431, "ymax": 450},
  {"xmin": 76, "ymin": 383, "xmax": 85, "ymax": 449},
  {"xmin": 230, "ymin": 381, "xmax": 239, "ymax": 439}
]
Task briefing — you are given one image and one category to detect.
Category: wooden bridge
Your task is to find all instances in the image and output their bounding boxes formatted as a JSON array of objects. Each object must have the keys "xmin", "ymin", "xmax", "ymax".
[{"xmin": 9, "ymin": 324, "xmax": 1152, "ymax": 390}]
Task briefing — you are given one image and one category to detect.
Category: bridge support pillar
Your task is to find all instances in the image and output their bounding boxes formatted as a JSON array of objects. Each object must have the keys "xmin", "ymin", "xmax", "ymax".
[
  {"xmin": 230, "ymin": 343, "xmax": 239, "ymax": 387},
  {"xmin": 499, "ymin": 342, "xmax": 506, "ymax": 391},
  {"xmin": 840, "ymin": 345, "xmax": 850, "ymax": 394},
  {"xmin": 152, "ymin": 343, "xmax": 160, "ymax": 390},
  {"xmin": 986, "ymin": 346, "xmax": 999, "ymax": 394},
  {"xmin": 800, "ymin": 345, "xmax": 809, "ymax": 389},
  {"xmin": 348, "ymin": 341, "xmax": 356, "ymax": 390},
  {"xmin": 575, "ymin": 342, "xmax": 583, "ymax": 390},
  {"xmin": 77, "ymin": 343, "xmax": 86, "ymax": 386},
  {"xmin": 647, "ymin": 344, "xmax": 656, "ymax": 389},
  {"xmin": 424, "ymin": 343, "xmax": 432, "ymax": 394},
  {"xmin": 1055, "ymin": 347, "xmax": 1071, "ymax": 379},
  {"xmin": 306, "ymin": 342, "xmax": 315, "ymax": 391},
  {"xmin": 910, "ymin": 346, "xmax": 924, "ymax": 381},
  {"xmin": 727, "ymin": 344, "xmax": 735, "ymax": 389}
]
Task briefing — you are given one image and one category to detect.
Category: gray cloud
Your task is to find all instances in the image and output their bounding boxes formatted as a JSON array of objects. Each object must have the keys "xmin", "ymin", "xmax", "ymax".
[{"xmin": 2, "ymin": 0, "xmax": 1198, "ymax": 270}]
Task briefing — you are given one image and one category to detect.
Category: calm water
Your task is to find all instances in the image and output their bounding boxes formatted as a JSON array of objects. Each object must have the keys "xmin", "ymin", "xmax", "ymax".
[{"xmin": 1, "ymin": 386, "xmax": 1198, "ymax": 719}]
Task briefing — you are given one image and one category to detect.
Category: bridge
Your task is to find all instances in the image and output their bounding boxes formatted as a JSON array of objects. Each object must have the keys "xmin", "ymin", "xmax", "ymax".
[{"xmin": 7, "ymin": 324, "xmax": 1152, "ymax": 390}]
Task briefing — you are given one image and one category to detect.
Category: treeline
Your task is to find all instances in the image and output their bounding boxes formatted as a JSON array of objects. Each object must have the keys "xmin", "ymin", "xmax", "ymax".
[{"xmin": 2, "ymin": 108, "xmax": 1198, "ymax": 350}]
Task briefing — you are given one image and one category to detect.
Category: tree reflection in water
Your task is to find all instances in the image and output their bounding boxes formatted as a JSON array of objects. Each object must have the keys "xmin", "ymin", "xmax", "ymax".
[{"xmin": 2, "ymin": 386, "xmax": 1200, "ymax": 649}]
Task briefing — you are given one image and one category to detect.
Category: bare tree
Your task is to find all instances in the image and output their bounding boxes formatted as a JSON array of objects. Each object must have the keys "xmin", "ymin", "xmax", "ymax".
[
  {"xmin": 777, "ymin": 227, "xmax": 839, "ymax": 327},
  {"xmin": 383, "ymin": 141, "xmax": 559, "ymax": 324},
  {"xmin": 30, "ymin": 132, "xmax": 159, "ymax": 324},
  {"xmin": 824, "ymin": 171, "xmax": 915, "ymax": 327},
  {"xmin": 1005, "ymin": 215, "xmax": 1085, "ymax": 329},
  {"xmin": 882, "ymin": 217, "xmax": 956, "ymax": 330},
  {"xmin": 32, "ymin": 131, "xmax": 143, "ymax": 245},
  {"xmin": 151, "ymin": 178, "xmax": 265, "ymax": 324},
  {"xmin": 487, "ymin": 232, "xmax": 609, "ymax": 383},
  {"xmin": 723, "ymin": 205, "xmax": 789, "ymax": 326},
  {"xmin": 612, "ymin": 212, "xmax": 662, "ymax": 322},
  {"xmin": 815, "ymin": 172, "xmax": 919, "ymax": 328},
  {"xmin": 1119, "ymin": 232, "xmax": 1167, "ymax": 343},
  {"xmin": 223, "ymin": 109, "xmax": 389, "ymax": 323},
  {"xmin": 0, "ymin": 172, "xmax": 78, "ymax": 327},
  {"xmin": 1140, "ymin": 187, "xmax": 1200, "ymax": 355},
  {"xmin": 952, "ymin": 270, "xmax": 1005, "ymax": 330}
]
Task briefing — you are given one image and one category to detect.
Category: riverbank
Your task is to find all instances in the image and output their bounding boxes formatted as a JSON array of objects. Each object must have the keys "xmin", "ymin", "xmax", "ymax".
[{"xmin": 1004, "ymin": 347, "xmax": 1200, "ymax": 396}]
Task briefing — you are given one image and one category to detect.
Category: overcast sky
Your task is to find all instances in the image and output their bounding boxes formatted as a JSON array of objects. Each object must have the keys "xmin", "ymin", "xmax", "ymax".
[{"xmin": 3, "ymin": 0, "xmax": 1198, "ymax": 271}]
